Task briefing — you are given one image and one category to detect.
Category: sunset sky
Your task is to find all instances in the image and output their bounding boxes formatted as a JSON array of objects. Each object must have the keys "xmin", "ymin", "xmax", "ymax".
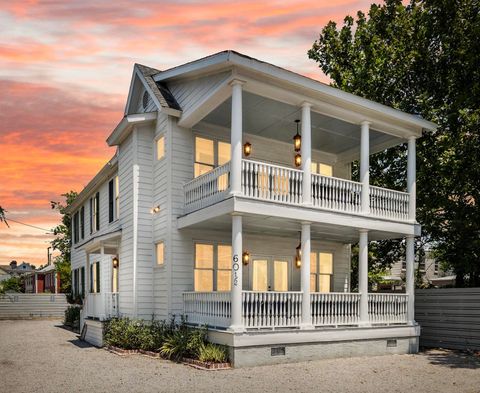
[{"xmin": 0, "ymin": 0, "xmax": 373, "ymax": 266}]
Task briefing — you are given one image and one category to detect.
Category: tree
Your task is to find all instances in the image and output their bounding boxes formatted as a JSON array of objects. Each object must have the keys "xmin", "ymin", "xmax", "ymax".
[
  {"xmin": 308, "ymin": 0, "xmax": 480, "ymax": 287},
  {"xmin": 0, "ymin": 276, "xmax": 23, "ymax": 294},
  {"xmin": 51, "ymin": 191, "xmax": 77, "ymax": 293},
  {"xmin": 0, "ymin": 206, "xmax": 8, "ymax": 227}
]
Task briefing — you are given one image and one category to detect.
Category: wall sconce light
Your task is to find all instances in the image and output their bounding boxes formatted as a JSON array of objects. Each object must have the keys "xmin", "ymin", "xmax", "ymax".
[
  {"xmin": 293, "ymin": 119, "xmax": 301, "ymax": 152},
  {"xmin": 295, "ymin": 232, "xmax": 301, "ymax": 269},
  {"xmin": 242, "ymin": 251, "xmax": 250, "ymax": 265},
  {"xmin": 243, "ymin": 142, "xmax": 252, "ymax": 157},
  {"xmin": 112, "ymin": 257, "xmax": 119, "ymax": 268},
  {"xmin": 294, "ymin": 153, "xmax": 302, "ymax": 167},
  {"xmin": 151, "ymin": 205, "xmax": 161, "ymax": 214}
]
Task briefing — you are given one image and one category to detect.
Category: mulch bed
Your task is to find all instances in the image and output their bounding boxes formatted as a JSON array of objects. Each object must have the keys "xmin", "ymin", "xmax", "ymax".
[{"xmin": 105, "ymin": 346, "xmax": 231, "ymax": 369}]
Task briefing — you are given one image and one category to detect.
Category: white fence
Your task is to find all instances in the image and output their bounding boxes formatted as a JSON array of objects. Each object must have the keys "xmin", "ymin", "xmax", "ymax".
[
  {"xmin": 85, "ymin": 292, "xmax": 119, "ymax": 321},
  {"xmin": 368, "ymin": 293, "xmax": 408, "ymax": 324},
  {"xmin": 370, "ymin": 186, "xmax": 410, "ymax": 220},
  {"xmin": 184, "ymin": 161, "xmax": 231, "ymax": 213},
  {"xmin": 183, "ymin": 292, "xmax": 231, "ymax": 328},
  {"xmin": 242, "ymin": 291, "xmax": 302, "ymax": 328},
  {"xmin": 0, "ymin": 293, "xmax": 68, "ymax": 319},
  {"xmin": 312, "ymin": 174, "xmax": 362, "ymax": 213},
  {"xmin": 242, "ymin": 160, "xmax": 303, "ymax": 204},
  {"xmin": 183, "ymin": 159, "xmax": 411, "ymax": 221},
  {"xmin": 311, "ymin": 292, "xmax": 361, "ymax": 326}
]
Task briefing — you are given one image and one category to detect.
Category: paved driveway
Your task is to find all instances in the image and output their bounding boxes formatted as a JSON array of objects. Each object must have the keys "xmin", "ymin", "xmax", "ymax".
[{"xmin": 0, "ymin": 320, "xmax": 479, "ymax": 393}]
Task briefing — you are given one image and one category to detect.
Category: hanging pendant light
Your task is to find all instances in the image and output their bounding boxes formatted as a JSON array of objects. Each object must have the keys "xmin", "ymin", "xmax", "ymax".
[
  {"xmin": 293, "ymin": 119, "xmax": 301, "ymax": 152},
  {"xmin": 294, "ymin": 153, "xmax": 302, "ymax": 167},
  {"xmin": 295, "ymin": 232, "xmax": 302, "ymax": 268}
]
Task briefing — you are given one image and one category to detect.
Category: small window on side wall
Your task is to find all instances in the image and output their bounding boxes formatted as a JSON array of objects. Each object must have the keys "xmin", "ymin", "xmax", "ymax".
[
  {"xmin": 156, "ymin": 242, "xmax": 165, "ymax": 266},
  {"xmin": 156, "ymin": 136, "xmax": 165, "ymax": 160}
]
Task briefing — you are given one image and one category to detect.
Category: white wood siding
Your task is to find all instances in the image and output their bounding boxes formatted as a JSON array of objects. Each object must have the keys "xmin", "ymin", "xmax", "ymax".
[
  {"xmin": 135, "ymin": 88, "xmax": 157, "ymax": 113},
  {"xmin": 167, "ymin": 72, "xmax": 231, "ymax": 114}
]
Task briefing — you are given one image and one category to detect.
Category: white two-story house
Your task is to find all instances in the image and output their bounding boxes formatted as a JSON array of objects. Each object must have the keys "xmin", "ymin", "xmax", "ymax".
[{"xmin": 67, "ymin": 51, "xmax": 436, "ymax": 366}]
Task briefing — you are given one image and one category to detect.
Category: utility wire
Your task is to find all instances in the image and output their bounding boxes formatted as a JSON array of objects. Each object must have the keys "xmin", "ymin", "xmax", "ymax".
[{"xmin": 4, "ymin": 217, "xmax": 54, "ymax": 233}]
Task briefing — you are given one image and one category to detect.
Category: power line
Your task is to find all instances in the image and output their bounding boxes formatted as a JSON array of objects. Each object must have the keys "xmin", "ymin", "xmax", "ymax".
[{"xmin": 4, "ymin": 217, "xmax": 54, "ymax": 233}]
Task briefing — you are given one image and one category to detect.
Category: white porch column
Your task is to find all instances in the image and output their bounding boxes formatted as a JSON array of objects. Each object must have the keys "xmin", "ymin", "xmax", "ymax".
[
  {"xmin": 360, "ymin": 121, "xmax": 370, "ymax": 213},
  {"xmin": 407, "ymin": 136, "xmax": 416, "ymax": 221},
  {"xmin": 406, "ymin": 235, "xmax": 415, "ymax": 325},
  {"xmin": 358, "ymin": 229, "xmax": 369, "ymax": 325},
  {"xmin": 301, "ymin": 102, "xmax": 312, "ymax": 205},
  {"xmin": 230, "ymin": 80, "xmax": 244, "ymax": 196},
  {"xmin": 230, "ymin": 214, "xmax": 243, "ymax": 331},
  {"xmin": 300, "ymin": 222, "xmax": 313, "ymax": 328}
]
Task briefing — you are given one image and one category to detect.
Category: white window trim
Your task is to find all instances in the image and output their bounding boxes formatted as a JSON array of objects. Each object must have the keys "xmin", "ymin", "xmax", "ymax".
[
  {"xmin": 154, "ymin": 240, "xmax": 165, "ymax": 268},
  {"xmin": 310, "ymin": 250, "xmax": 335, "ymax": 293},
  {"xmin": 193, "ymin": 133, "xmax": 231, "ymax": 178},
  {"xmin": 193, "ymin": 241, "xmax": 232, "ymax": 292}
]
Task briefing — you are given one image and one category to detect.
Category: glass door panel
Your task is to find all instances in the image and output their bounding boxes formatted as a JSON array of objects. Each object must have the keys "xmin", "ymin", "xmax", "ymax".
[
  {"xmin": 273, "ymin": 260, "xmax": 288, "ymax": 291},
  {"xmin": 252, "ymin": 259, "xmax": 268, "ymax": 291}
]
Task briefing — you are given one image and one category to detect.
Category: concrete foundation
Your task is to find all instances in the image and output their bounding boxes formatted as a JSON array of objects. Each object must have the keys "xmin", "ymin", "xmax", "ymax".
[{"xmin": 209, "ymin": 325, "xmax": 420, "ymax": 367}]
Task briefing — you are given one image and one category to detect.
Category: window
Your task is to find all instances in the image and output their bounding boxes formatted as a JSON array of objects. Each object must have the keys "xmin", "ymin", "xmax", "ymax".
[
  {"xmin": 156, "ymin": 242, "xmax": 164, "ymax": 266},
  {"xmin": 73, "ymin": 269, "xmax": 79, "ymax": 296},
  {"xmin": 310, "ymin": 252, "xmax": 333, "ymax": 293},
  {"xmin": 90, "ymin": 261, "xmax": 100, "ymax": 293},
  {"xmin": 109, "ymin": 177, "xmax": 119, "ymax": 223},
  {"xmin": 80, "ymin": 206, "xmax": 85, "ymax": 240},
  {"xmin": 194, "ymin": 243, "xmax": 232, "ymax": 292},
  {"xmin": 115, "ymin": 176, "xmax": 120, "ymax": 219},
  {"xmin": 112, "ymin": 258, "xmax": 119, "ymax": 293},
  {"xmin": 80, "ymin": 267, "xmax": 85, "ymax": 297},
  {"xmin": 194, "ymin": 136, "xmax": 231, "ymax": 178},
  {"xmin": 311, "ymin": 162, "xmax": 333, "ymax": 177},
  {"xmin": 73, "ymin": 212, "xmax": 79, "ymax": 244},
  {"xmin": 156, "ymin": 136, "xmax": 165, "ymax": 160},
  {"xmin": 93, "ymin": 192, "xmax": 100, "ymax": 231},
  {"xmin": 89, "ymin": 198, "xmax": 93, "ymax": 234}
]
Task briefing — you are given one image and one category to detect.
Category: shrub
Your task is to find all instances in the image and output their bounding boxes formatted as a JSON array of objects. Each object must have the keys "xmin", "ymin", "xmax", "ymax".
[
  {"xmin": 198, "ymin": 343, "xmax": 229, "ymax": 363},
  {"xmin": 64, "ymin": 305, "xmax": 80, "ymax": 327}
]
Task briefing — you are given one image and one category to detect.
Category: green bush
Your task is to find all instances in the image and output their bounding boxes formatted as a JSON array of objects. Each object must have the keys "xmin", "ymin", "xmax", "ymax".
[
  {"xmin": 198, "ymin": 343, "xmax": 229, "ymax": 363},
  {"xmin": 64, "ymin": 305, "xmax": 80, "ymax": 327},
  {"xmin": 103, "ymin": 316, "xmax": 228, "ymax": 363}
]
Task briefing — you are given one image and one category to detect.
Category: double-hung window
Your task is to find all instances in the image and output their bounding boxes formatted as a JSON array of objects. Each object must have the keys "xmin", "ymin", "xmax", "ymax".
[
  {"xmin": 91, "ymin": 192, "xmax": 100, "ymax": 232},
  {"xmin": 311, "ymin": 162, "xmax": 333, "ymax": 177},
  {"xmin": 194, "ymin": 136, "xmax": 231, "ymax": 177},
  {"xmin": 194, "ymin": 243, "xmax": 232, "ymax": 292},
  {"xmin": 310, "ymin": 252, "xmax": 333, "ymax": 293},
  {"xmin": 80, "ymin": 206, "xmax": 85, "ymax": 240},
  {"xmin": 73, "ymin": 212, "xmax": 79, "ymax": 244},
  {"xmin": 109, "ymin": 176, "xmax": 119, "ymax": 223},
  {"xmin": 90, "ymin": 261, "xmax": 100, "ymax": 293}
]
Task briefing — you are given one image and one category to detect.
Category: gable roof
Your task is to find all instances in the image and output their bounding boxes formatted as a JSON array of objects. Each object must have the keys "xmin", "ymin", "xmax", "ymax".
[
  {"xmin": 153, "ymin": 50, "xmax": 437, "ymax": 132},
  {"xmin": 135, "ymin": 64, "xmax": 181, "ymax": 111}
]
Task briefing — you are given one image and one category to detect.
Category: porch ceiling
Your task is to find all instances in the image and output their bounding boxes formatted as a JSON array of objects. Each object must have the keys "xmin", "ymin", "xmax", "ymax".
[
  {"xmin": 202, "ymin": 91, "xmax": 404, "ymax": 161},
  {"xmin": 181, "ymin": 212, "xmax": 407, "ymax": 243}
]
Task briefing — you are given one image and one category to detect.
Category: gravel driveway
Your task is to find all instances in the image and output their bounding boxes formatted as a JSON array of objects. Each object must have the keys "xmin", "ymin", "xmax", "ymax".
[{"xmin": 0, "ymin": 320, "xmax": 479, "ymax": 393}]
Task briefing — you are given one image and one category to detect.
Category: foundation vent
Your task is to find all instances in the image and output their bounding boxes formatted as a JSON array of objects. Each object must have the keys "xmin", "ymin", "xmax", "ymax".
[
  {"xmin": 271, "ymin": 346, "xmax": 286, "ymax": 356},
  {"xmin": 387, "ymin": 339, "xmax": 397, "ymax": 348}
]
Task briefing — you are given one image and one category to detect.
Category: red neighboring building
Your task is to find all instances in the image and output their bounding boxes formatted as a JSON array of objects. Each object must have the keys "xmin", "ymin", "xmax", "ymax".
[{"xmin": 24, "ymin": 265, "xmax": 61, "ymax": 294}]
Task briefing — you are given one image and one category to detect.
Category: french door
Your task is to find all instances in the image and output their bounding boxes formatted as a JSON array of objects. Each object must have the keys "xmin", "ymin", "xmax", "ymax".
[{"xmin": 251, "ymin": 257, "xmax": 289, "ymax": 291}]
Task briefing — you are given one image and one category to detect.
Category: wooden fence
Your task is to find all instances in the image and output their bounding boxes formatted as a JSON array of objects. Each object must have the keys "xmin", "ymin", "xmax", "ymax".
[
  {"xmin": 0, "ymin": 293, "xmax": 69, "ymax": 319},
  {"xmin": 415, "ymin": 288, "xmax": 480, "ymax": 351}
]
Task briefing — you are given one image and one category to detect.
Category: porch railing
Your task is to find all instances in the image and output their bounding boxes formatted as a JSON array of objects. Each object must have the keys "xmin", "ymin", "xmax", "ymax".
[
  {"xmin": 311, "ymin": 292, "xmax": 361, "ymax": 326},
  {"xmin": 184, "ymin": 161, "xmax": 231, "ymax": 213},
  {"xmin": 242, "ymin": 159, "xmax": 303, "ymax": 204},
  {"xmin": 183, "ymin": 159, "xmax": 411, "ymax": 221},
  {"xmin": 183, "ymin": 291, "xmax": 408, "ymax": 329},
  {"xmin": 242, "ymin": 291, "xmax": 302, "ymax": 328},
  {"xmin": 85, "ymin": 292, "xmax": 119, "ymax": 321},
  {"xmin": 183, "ymin": 291, "xmax": 231, "ymax": 328},
  {"xmin": 368, "ymin": 293, "xmax": 408, "ymax": 324},
  {"xmin": 370, "ymin": 186, "xmax": 410, "ymax": 221},
  {"xmin": 312, "ymin": 174, "xmax": 362, "ymax": 213}
]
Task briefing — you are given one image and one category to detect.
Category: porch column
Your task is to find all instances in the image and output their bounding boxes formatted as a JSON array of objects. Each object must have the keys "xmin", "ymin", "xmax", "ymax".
[
  {"xmin": 360, "ymin": 121, "xmax": 370, "ymax": 214},
  {"xmin": 300, "ymin": 222, "xmax": 313, "ymax": 328},
  {"xmin": 230, "ymin": 80, "xmax": 244, "ymax": 196},
  {"xmin": 230, "ymin": 214, "xmax": 243, "ymax": 331},
  {"xmin": 406, "ymin": 235, "xmax": 415, "ymax": 325},
  {"xmin": 301, "ymin": 102, "xmax": 312, "ymax": 205},
  {"xmin": 358, "ymin": 229, "xmax": 369, "ymax": 325},
  {"xmin": 407, "ymin": 136, "xmax": 416, "ymax": 221}
]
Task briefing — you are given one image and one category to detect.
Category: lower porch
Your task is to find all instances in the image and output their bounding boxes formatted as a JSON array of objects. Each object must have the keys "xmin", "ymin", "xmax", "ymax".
[{"xmin": 184, "ymin": 291, "xmax": 408, "ymax": 330}]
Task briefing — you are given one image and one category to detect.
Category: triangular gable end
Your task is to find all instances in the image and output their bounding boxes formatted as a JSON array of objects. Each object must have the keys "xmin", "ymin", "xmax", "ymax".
[{"xmin": 124, "ymin": 64, "xmax": 182, "ymax": 117}]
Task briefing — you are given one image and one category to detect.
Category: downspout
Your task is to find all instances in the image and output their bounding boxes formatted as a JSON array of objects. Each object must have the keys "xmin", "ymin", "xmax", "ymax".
[{"xmin": 132, "ymin": 128, "xmax": 139, "ymax": 318}]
